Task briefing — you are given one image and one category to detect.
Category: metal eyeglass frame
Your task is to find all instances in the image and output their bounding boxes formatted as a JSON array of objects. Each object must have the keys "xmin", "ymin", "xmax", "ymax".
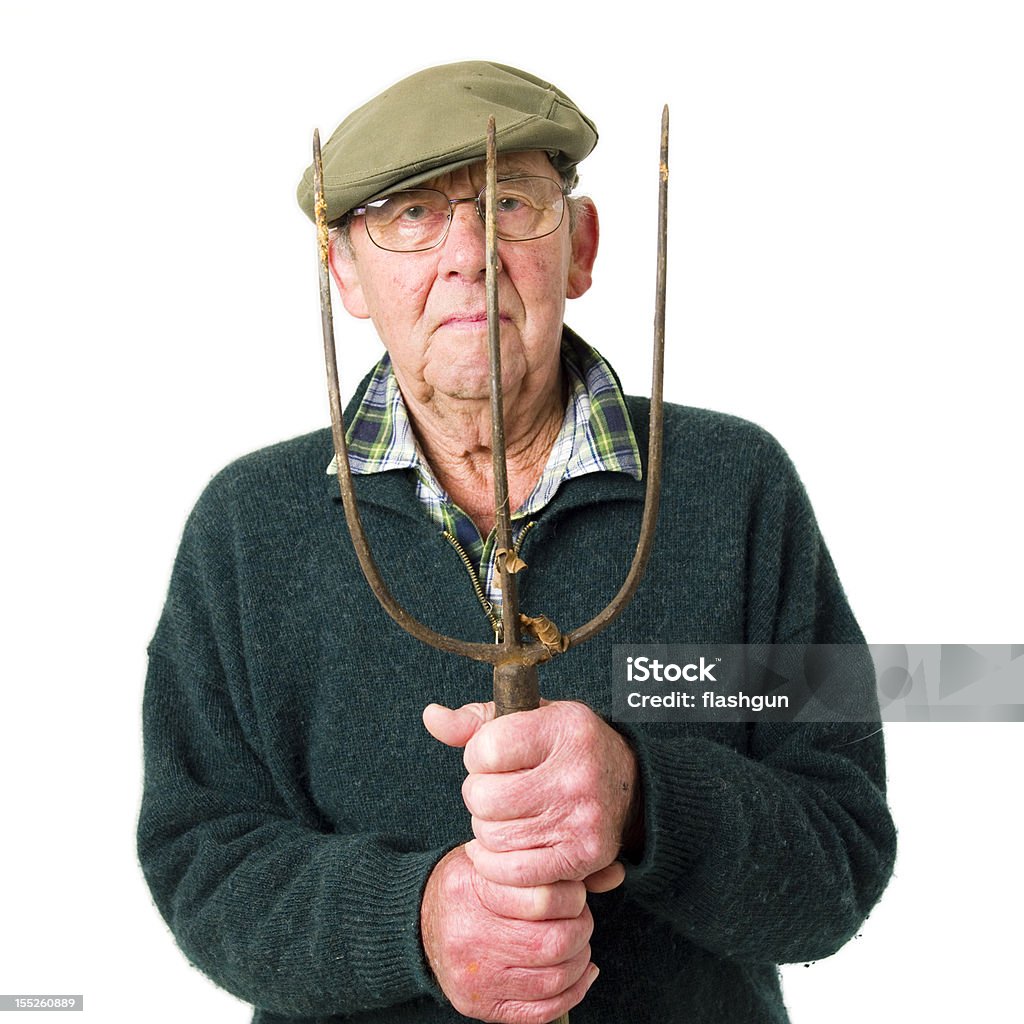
[{"xmin": 349, "ymin": 175, "xmax": 572, "ymax": 252}]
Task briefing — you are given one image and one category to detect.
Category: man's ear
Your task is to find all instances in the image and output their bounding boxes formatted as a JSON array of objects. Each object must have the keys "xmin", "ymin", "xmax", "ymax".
[
  {"xmin": 566, "ymin": 198, "xmax": 599, "ymax": 300},
  {"xmin": 328, "ymin": 233, "xmax": 370, "ymax": 319}
]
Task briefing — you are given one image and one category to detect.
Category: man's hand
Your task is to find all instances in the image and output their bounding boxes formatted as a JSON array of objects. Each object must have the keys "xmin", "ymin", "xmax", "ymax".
[
  {"xmin": 421, "ymin": 845, "xmax": 599, "ymax": 1023},
  {"xmin": 423, "ymin": 701, "xmax": 640, "ymax": 888}
]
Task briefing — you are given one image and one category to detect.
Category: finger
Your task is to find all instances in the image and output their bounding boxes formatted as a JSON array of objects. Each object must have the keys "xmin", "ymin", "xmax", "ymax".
[
  {"xmin": 462, "ymin": 770, "xmax": 549, "ymax": 822},
  {"xmin": 472, "ymin": 811, "xmax": 553, "ymax": 854},
  {"xmin": 533, "ymin": 904, "xmax": 594, "ymax": 966},
  {"xmin": 422, "ymin": 702, "xmax": 493, "ymax": 749},
  {"xmin": 476, "ymin": 899, "xmax": 593, "ymax": 967},
  {"xmin": 466, "ymin": 838, "xmax": 578, "ymax": 887},
  {"xmin": 491, "ymin": 963, "xmax": 600, "ymax": 1024},
  {"xmin": 498, "ymin": 944, "xmax": 592, "ymax": 1001},
  {"xmin": 583, "ymin": 862, "xmax": 626, "ymax": 893},
  {"xmin": 473, "ymin": 874, "xmax": 587, "ymax": 922},
  {"xmin": 463, "ymin": 706, "xmax": 557, "ymax": 774}
]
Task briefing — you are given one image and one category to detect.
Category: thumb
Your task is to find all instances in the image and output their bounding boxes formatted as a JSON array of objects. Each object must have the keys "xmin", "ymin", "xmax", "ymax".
[
  {"xmin": 422, "ymin": 701, "xmax": 494, "ymax": 749},
  {"xmin": 583, "ymin": 862, "xmax": 626, "ymax": 893}
]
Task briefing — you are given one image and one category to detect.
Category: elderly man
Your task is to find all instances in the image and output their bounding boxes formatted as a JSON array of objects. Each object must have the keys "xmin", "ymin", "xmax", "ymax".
[{"xmin": 139, "ymin": 62, "xmax": 896, "ymax": 1024}]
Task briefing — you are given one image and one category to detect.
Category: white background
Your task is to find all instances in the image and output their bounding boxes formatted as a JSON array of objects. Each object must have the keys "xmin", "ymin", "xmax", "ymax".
[{"xmin": 2, "ymin": 2, "xmax": 1021, "ymax": 1021}]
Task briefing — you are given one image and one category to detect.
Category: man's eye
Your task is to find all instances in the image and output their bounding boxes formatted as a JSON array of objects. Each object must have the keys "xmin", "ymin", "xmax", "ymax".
[
  {"xmin": 496, "ymin": 196, "xmax": 525, "ymax": 214},
  {"xmin": 398, "ymin": 204, "xmax": 429, "ymax": 221},
  {"xmin": 370, "ymin": 193, "xmax": 442, "ymax": 227}
]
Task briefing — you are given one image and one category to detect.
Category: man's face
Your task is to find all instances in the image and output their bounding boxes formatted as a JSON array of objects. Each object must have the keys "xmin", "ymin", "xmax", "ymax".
[{"xmin": 330, "ymin": 151, "xmax": 598, "ymax": 411}]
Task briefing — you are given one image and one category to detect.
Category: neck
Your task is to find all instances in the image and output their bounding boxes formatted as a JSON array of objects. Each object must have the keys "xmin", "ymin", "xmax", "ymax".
[{"xmin": 397, "ymin": 370, "xmax": 566, "ymax": 537}]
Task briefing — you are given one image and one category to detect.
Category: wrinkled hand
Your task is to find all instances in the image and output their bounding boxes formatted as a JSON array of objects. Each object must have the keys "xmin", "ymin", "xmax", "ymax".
[
  {"xmin": 423, "ymin": 701, "xmax": 639, "ymax": 888},
  {"xmin": 420, "ymin": 845, "xmax": 599, "ymax": 1023}
]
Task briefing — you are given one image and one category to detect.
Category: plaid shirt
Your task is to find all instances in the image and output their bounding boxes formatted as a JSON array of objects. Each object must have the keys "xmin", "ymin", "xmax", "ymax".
[{"xmin": 327, "ymin": 331, "xmax": 641, "ymax": 628}]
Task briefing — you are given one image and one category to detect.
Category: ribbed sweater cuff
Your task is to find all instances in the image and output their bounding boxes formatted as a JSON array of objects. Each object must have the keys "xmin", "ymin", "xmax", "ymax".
[
  {"xmin": 338, "ymin": 843, "xmax": 452, "ymax": 1007},
  {"xmin": 616, "ymin": 730, "xmax": 723, "ymax": 906}
]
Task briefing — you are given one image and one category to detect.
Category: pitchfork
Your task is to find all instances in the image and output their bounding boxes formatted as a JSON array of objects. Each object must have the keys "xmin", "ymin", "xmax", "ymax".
[{"xmin": 313, "ymin": 107, "xmax": 669, "ymax": 1024}]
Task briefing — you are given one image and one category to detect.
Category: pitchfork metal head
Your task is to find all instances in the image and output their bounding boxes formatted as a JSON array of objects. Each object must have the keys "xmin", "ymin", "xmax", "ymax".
[{"xmin": 312, "ymin": 107, "xmax": 668, "ymax": 671}]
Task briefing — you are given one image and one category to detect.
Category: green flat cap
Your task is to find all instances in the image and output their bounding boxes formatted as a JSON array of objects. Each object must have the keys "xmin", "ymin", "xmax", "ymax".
[{"xmin": 296, "ymin": 61, "xmax": 598, "ymax": 223}]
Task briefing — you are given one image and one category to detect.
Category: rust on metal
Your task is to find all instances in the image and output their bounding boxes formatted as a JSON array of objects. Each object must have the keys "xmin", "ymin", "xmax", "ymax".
[
  {"xmin": 483, "ymin": 115, "xmax": 541, "ymax": 717},
  {"xmin": 495, "ymin": 547, "xmax": 527, "ymax": 577},
  {"xmin": 519, "ymin": 614, "xmax": 570, "ymax": 657}
]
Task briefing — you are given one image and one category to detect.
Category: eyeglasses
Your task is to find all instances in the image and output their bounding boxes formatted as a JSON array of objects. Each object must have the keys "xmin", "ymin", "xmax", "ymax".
[{"xmin": 350, "ymin": 176, "xmax": 570, "ymax": 253}]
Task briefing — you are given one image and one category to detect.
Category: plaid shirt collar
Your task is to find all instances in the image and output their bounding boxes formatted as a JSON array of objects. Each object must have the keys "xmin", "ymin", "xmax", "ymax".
[{"xmin": 327, "ymin": 328, "xmax": 641, "ymax": 621}]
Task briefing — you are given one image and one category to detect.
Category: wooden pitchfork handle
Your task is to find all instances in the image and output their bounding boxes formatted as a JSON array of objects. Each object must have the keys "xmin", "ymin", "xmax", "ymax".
[{"xmin": 313, "ymin": 105, "xmax": 669, "ymax": 1023}]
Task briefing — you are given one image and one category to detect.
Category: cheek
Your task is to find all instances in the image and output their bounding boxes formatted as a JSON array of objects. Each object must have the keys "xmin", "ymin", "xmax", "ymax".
[
  {"xmin": 367, "ymin": 267, "xmax": 429, "ymax": 325},
  {"xmin": 520, "ymin": 259, "xmax": 570, "ymax": 320},
  {"xmin": 503, "ymin": 238, "xmax": 558, "ymax": 285}
]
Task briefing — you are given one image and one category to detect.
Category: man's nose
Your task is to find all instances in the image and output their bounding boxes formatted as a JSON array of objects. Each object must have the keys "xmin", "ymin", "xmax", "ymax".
[{"xmin": 438, "ymin": 199, "xmax": 500, "ymax": 278}]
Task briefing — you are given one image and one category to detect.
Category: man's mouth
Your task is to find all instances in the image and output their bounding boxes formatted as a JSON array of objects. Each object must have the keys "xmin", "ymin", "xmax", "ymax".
[{"xmin": 439, "ymin": 312, "xmax": 511, "ymax": 328}]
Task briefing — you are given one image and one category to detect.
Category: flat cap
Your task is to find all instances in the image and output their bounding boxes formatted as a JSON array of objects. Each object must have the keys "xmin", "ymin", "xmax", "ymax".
[{"xmin": 296, "ymin": 61, "xmax": 598, "ymax": 223}]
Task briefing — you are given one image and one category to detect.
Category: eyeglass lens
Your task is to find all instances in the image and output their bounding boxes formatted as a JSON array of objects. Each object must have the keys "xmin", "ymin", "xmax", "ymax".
[{"xmin": 362, "ymin": 177, "xmax": 566, "ymax": 252}]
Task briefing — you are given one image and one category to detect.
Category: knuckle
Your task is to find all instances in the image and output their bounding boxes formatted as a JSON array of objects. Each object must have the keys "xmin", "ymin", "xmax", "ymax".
[
  {"xmin": 561, "ymin": 700, "xmax": 597, "ymax": 734},
  {"xmin": 550, "ymin": 845, "xmax": 584, "ymax": 882},
  {"xmin": 580, "ymin": 903, "xmax": 595, "ymax": 936},
  {"xmin": 575, "ymin": 798, "xmax": 603, "ymax": 836},
  {"xmin": 504, "ymin": 957, "xmax": 586, "ymax": 1003},
  {"xmin": 438, "ymin": 859, "xmax": 471, "ymax": 903},
  {"xmin": 461, "ymin": 774, "xmax": 478, "ymax": 812},
  {"xmin": 467, "ymin": 700, "xmax": 492, "ymax": 721},
  {"xmin": 537, "ymin": 920, "xmax": 576, "ymax": 964},
  {"xmin": 553, "ymin": 906, "xmax": 593, "ymax": 958},
  {"xmin": 473, "ymin": 818, "xmax": 518, "ymax": 854},
  {"xmin": 531, "ymin": 879, "xmax": 585, "ymax": 919},
  {"xmin": 566, "ymin": 804, "xmax": 613, "ymax": 870},
  {"xmin": 498, "ymin": 995, "xmax": 572, "ymax": 1024},
  {"xmin": 547, "ymin": 951, "xmax": 591, "ymax": 997},
  {"xmin": 564, "ymin": 880, "xmax": 588, "ymax": 917},
  {"xmin": 472, "ymin": 728, "xmax": 502, "ymax": 771},
  {"xmin": 580, "ymin": 825, "xmax": 606, "ymax": 864},
  {"xmin": 471, "ymin": 870, "xmax": 499, "ymax": 913},
  {"xmin": 491, "ymin": 999, "xmax": 540, "ymax": 1024},
  {"xmin": 528, "ymin": 884, "xmax": 552, "ymax": 919},
  {"xmin": 499, "ymin": 852, "xmax": 540, "ymax": 888}
]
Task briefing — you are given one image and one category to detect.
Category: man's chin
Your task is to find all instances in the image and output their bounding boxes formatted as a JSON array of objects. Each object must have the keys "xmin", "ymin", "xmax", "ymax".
[
  {"xmin": 430, "ymin": 379, "xmax": 493, "ymax": 403},
  {"xmin": 425, "ymin": 358, "xmax": 525, "ymax": 406}
]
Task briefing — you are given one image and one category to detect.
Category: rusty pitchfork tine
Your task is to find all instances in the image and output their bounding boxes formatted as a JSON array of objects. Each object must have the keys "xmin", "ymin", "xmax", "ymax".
[
  {"xmin": 484, "ymin": 115, "xmax": 544, "ymax": 716},
  {"xmin": 568, "ymin": 104, "xmax": 669, "ymax": 649},
  {"xmin": 313, "ymin": 106, "xmax": 668, "ymax": 663},
  {"xmin": 314, "ymin": 130, "xmax": 492, "ymax": 664}
]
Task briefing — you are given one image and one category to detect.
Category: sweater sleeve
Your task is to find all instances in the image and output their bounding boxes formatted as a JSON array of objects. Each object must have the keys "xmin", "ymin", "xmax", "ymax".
[
  {"xmin": 138, "ymin": 481, "xmax": 447, "ymax": 1019},
  {"xmin": 620, "ymin": 719, "xmax": 893, "ymax": 964},
  {"xmin": 618, "ymin": 434, "xmax": 896, "ymax": 965}
]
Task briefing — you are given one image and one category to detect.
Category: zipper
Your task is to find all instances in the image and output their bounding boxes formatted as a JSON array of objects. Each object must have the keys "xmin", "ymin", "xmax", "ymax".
[
  {"xmin": 443, "ymin": 531, "xmax": 502, "ymax": 640},
  {"xmin": 442, "ymin": 521, "xmax": 538, "ymax": 642},
  {"xmin": 513, "ymin": 520, "xmax": 537, "ymax": 555}
]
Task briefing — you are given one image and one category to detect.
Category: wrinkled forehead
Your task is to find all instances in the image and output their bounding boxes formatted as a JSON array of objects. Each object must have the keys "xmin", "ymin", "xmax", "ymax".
[{"xmin": 410, "ymin": 151, "xmax": 560, "ymax": 195}]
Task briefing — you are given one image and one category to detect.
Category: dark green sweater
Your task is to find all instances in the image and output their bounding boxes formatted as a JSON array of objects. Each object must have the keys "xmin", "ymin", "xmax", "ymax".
[{"xmin": 139, "ymin": 395, "xmax": 896, "ymax": 1023}]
